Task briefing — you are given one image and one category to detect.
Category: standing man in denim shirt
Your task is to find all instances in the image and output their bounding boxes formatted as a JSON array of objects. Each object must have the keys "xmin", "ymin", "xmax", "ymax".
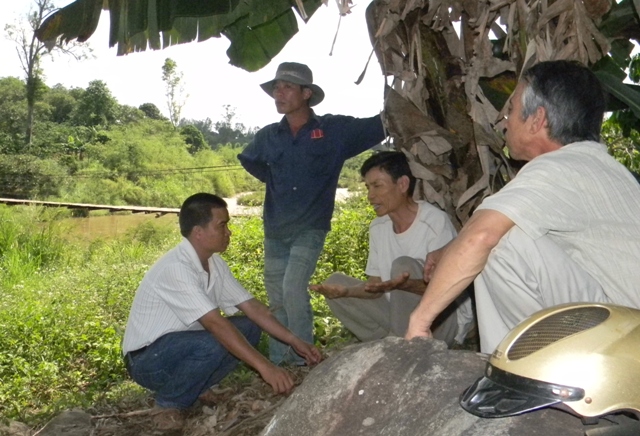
[{"xmin": 238, "ymin": 62, "xmax": 386, "ymax": 365}]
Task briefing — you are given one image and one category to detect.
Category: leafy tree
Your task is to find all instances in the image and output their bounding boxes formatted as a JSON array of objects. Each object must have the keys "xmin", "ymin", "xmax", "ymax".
[
  {"xmin": 602, "ymin": 53, "xmax": 640, "ymax": 178},
  {"xmin": 72, "ymin": 80, "xmax": 118, "ymax": 127},
  {"xmin": 180, "ymin": 124, "xmax": 207, "ymax": 154},
  {"xmin": 161, "ymin": 58, "xmax": 187, "ymax": 128},
  {"xmin": 116, "ymin": 105, "xmax": 145, "ymax": 124},
  {"xmin": 0, "ymin": 153, "xmax": 68, "ymax": 198},
  {"xmin": 211, "ymin": 105, "xmax": 256, "ymax": 148},
  {"xmin": 182, "ymin": 106, "xmax": 257, "ymax": 150},
  {"xmin": 139, "ymin": 102, "xmax": 167, "ymax": 121},
  {"xmin": 180, "ymin": 117, "xmax": 216, "ymax": 147},
  {"xmin": 5, "ymin": 0, "xmax": 90, "ymax": 147},
  {"xmin": 0, "ymin": 77, "xmax": 28, "ymax": 152},
  {"xmin": 43, "ymin": 84, "xmax": 78, "ymax": 123},
  {"xmin": 603, "ymin": 115, "xmax": 640, "ymax": 175}
]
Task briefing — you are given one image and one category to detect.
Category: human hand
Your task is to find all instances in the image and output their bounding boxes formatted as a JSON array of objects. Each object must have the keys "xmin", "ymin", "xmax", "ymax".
[
  {"xmin": 423, "ymin": 248, "xmax": 445, "ymax": 283},
  {"xmin": 309, "ymin": 283, "xmax": 348, "ymax": 299},
  {"xmin": 292, "ymin": 340, "xmax": 323, "ymax": 366},
  {"xmin": 261, "ymin": 365, "xmax": 295, "ymax": 395},
  {"xmin": 364, "ymin": 272, "xmax": 410, "ymax": 294},
  {"xmin": 404, "ymin": 309, "xmax": 434, "ymax": 340}
]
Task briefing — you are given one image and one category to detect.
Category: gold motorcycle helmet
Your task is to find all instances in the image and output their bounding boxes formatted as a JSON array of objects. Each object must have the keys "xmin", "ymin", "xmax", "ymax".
[{"xmin": 460, "ymin": 303, "xmax": 640, "ymax": 421}]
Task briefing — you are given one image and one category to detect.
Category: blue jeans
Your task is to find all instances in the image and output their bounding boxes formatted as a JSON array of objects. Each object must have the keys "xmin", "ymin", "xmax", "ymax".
[
  {"xmin": 264, "ymin": 229, "xmax": 327, "ymax": 365},
  {"xmin": 125, "ymin": 316, "xmax": 261, "ymax": 409}
]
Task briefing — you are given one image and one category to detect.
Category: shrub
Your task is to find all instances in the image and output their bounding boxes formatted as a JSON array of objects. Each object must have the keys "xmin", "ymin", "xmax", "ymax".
[
  {"xmin": 0, "ymin": 195, "xmax": 374, "ymax": 425},
  {"xmin": 236, "ymin": 191, "xmax": 264, "ymax": 207}
]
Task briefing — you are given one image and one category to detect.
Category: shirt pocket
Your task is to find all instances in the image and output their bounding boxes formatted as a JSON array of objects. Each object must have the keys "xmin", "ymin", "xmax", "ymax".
[
  {"xmin": 305, "ymin": 142, "xmax": 338, "ymax": 177},
  {"xmin": 266, "ymin": 148, "xmax": 291, "ymax": 187}
]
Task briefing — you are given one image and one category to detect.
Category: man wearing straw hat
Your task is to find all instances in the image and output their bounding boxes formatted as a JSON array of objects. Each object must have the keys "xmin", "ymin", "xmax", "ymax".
[{"xmin": 238, "ymin": 62, "xmax": 386, "ymax": 365}]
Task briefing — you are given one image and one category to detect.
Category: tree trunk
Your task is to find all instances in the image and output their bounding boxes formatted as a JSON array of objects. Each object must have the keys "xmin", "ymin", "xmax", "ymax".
[
  {"xmin": 25, "ymin": 75, "xmax": 36, "ymax": 147},
  {"xmin": 367, "ymin": 0, "xmax": 508, "ymax": 228}
]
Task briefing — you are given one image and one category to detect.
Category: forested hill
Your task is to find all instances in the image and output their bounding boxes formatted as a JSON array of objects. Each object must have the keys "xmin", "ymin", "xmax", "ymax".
[{"xmin": 0, "ymin": 76, "xmax": 260, "ymax": 208}]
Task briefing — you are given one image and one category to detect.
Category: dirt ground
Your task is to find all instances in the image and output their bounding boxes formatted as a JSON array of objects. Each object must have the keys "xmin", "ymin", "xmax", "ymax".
[{"xmin": 87, "ymin": 366, "xmax": 313, "ymax": 436}]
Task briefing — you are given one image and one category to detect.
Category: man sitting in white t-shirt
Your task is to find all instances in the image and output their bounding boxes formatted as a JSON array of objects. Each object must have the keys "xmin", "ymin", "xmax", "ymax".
[
  {"xmin": 311, "ymin": 152, "xmax": 474, "ymax": 346},
  {"xmin": 122, "ymin": 193, "xmax": 321, "ymax": 430}
]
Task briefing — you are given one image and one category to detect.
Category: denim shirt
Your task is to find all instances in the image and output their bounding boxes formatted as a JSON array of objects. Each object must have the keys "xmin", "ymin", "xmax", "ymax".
[{"xmin": 238, "ymin": 112, "xmax": 385, "ymax": 239}]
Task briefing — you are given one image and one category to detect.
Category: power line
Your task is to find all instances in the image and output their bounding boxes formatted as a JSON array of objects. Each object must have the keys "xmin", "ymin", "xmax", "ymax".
[{"xmin": 0, "ymin": 164, "xmax": 246, "ymax": 181}]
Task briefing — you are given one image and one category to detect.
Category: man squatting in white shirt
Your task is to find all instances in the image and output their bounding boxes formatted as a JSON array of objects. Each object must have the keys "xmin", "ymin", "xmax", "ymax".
[{"xmin": 122, "ymin": 193, "xmax": 321, "ymax": 428}]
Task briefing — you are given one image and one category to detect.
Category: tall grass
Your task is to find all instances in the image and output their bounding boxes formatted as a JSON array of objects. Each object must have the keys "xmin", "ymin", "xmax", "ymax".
[
  {"xmin": 0, "ymin": 195, "xmax": 373, "ymax": 425},
  {"xmin": 0, "ymin": 207, "xmax": 68, "ymax": 286},
  {"xmin": 0, "ymin": 207, "xmax": 177, "ymax": 424}
]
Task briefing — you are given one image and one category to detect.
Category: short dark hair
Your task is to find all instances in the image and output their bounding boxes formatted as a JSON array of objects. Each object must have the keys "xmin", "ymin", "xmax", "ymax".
[
  {"xmin": 179, "ymin": 193, "xmax": 227, "ymax": 237},
  {"xmin": 360, "ymin": 151, "xmax": 416, "ymax": 196},
  {"xmin": 520, "ymin": 60, "xmax": 605, "ymax": 145}
]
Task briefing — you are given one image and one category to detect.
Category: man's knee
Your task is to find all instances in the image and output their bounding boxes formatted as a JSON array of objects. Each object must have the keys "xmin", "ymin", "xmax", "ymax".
[
  {"xmin": 390, "ymin": 256, "xmax": 423, "ymax": 280},
  {"xmin": 323, "ymin": 272, "xmax": 362, "ymax": 287}
]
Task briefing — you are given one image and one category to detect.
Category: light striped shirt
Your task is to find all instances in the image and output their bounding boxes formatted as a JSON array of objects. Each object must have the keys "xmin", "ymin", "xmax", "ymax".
[
  {"xmin": 122, "ymin": 238, "xmax": 253, "ymax": 354},
  {"xmin": 478, "ymin": 141, "xmax": 640, "ymax": 308}
]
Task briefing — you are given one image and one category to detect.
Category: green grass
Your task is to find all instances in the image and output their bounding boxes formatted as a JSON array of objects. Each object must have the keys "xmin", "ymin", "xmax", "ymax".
[{"xmin": 0, "ymin": 194, "xmax": 373, "ymax": 426}]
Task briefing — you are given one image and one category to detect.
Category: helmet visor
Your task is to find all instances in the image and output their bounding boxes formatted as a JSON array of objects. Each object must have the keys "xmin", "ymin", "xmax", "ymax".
[{"xmin": 460, "ymin": 364, "xmax": 584, "ymax": 418}]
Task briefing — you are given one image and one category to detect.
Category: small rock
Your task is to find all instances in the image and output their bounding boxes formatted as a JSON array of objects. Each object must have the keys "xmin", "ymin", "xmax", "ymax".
[
  {"xmin": 362, "ymin": 417, "xmax": 375, "ymax": 427},
  {"xmin": 202, "ymin": 406, "xmax": 216, "ymax": 416},
  {"xmin": 0, "ymin": 421, "xmax": 32, "ymax": 436},
  {"xmin": 36, "ymin": 409, "xmax": 92, "ymax": 436}
]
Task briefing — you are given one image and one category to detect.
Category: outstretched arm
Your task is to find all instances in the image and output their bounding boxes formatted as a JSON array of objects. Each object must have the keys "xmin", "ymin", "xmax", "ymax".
[
  {"xmin": 405, "ymin": 210, "xmax": 514, "ymax": 339},
  {"xmin": 310, "ymin": 276, "xmax": 385, "ymax": 299},
  {"xmin": 363, "ymin": 272, "xmax": 428, "ymax": 296},
  {"xmin": 237, "ymin": 299, "xmax": 322, "ymax": 365},
  {"xmin": 199, "ymin": 308, "xmax": 296, "ymax": 394}
]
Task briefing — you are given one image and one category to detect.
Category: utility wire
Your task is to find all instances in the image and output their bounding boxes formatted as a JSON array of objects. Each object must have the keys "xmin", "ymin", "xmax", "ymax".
[{"xmin": 0, "ymin": 164, "xmax": 246, "ymax": 182}]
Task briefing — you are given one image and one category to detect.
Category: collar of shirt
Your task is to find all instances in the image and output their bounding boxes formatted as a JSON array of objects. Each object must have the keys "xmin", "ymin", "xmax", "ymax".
[
  {"xmin": 276, "ymin": 110, "xmax": 321, "ymax": 133},
  {"xmin": 177, "ymin": 238, "xmax": 213, "ymax": 273}
]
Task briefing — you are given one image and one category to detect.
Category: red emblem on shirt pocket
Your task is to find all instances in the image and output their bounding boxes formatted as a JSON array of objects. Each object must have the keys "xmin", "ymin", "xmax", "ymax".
[{"xmin": 311, "ymin": 129, "xmax": 324, "ymax": 139}]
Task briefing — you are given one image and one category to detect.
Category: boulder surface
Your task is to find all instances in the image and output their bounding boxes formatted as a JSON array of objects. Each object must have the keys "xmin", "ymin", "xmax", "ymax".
[{"xmin": 261, "ymin": 337, "xmax": 604, "ymax": 435}]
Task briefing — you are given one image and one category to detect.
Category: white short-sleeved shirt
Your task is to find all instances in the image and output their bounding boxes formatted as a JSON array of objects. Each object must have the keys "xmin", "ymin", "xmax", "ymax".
[
  {"xmin": 478, "ymin": 141, "xmax": 640, "ymax": 308},
  {"xmin": 365, "ymin": 201, "xmax": 457, "ymax": 281},
  {"xmin": 122, "ymin": 238, "xmax": 253, "ymax": 354}
]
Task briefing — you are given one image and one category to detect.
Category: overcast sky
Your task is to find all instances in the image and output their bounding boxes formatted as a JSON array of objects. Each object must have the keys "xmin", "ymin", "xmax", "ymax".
[{"xmin": 0, "ymin": 1, "xmax": 386, "ymax": 129}]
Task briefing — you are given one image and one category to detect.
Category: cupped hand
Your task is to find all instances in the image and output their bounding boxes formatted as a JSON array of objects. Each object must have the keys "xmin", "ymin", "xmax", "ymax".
[{"xmin": 364, "ymin": 272, "xmax": 410, "ymax": 294}]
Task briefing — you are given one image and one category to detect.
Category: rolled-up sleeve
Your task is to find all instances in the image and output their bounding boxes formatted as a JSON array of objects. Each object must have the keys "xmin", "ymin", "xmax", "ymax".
[{"xmin": 238, "ymin": 134, "xmax": 268, "ymax": 182}]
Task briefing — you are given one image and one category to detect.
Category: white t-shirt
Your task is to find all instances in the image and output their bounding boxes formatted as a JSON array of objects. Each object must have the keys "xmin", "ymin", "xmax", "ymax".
[
  {"xmin": 478, "ymin": 141, "xmax": 640, "ymax": 308},
  {"xmin": 365, "ymin": 201, "xmax": 457, "ymax": 281},
  {"xmin": 122, "ymin": 238, "xmax": 253, "ymax": 354}
]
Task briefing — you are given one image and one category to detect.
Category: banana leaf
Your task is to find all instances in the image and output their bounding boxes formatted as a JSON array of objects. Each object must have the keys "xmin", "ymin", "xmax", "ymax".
[{"xmin": 36, "ymin": 0, "xmax": 323, "ymax": 71}]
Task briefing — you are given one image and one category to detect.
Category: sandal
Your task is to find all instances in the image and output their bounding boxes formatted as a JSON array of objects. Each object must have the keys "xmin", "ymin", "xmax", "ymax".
[
  {"xmin": 197, "ymin": 389, "xmax": 217, "ymax": 407},
  {"xmin": 151, "ymin": 407, "xmax": 185, "ymax": 431}
]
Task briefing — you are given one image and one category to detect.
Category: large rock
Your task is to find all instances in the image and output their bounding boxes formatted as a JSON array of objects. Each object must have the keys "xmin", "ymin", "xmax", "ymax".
[{"xmin": 262, "ymin": 338, "xmax": 599, "ymax": 435}]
